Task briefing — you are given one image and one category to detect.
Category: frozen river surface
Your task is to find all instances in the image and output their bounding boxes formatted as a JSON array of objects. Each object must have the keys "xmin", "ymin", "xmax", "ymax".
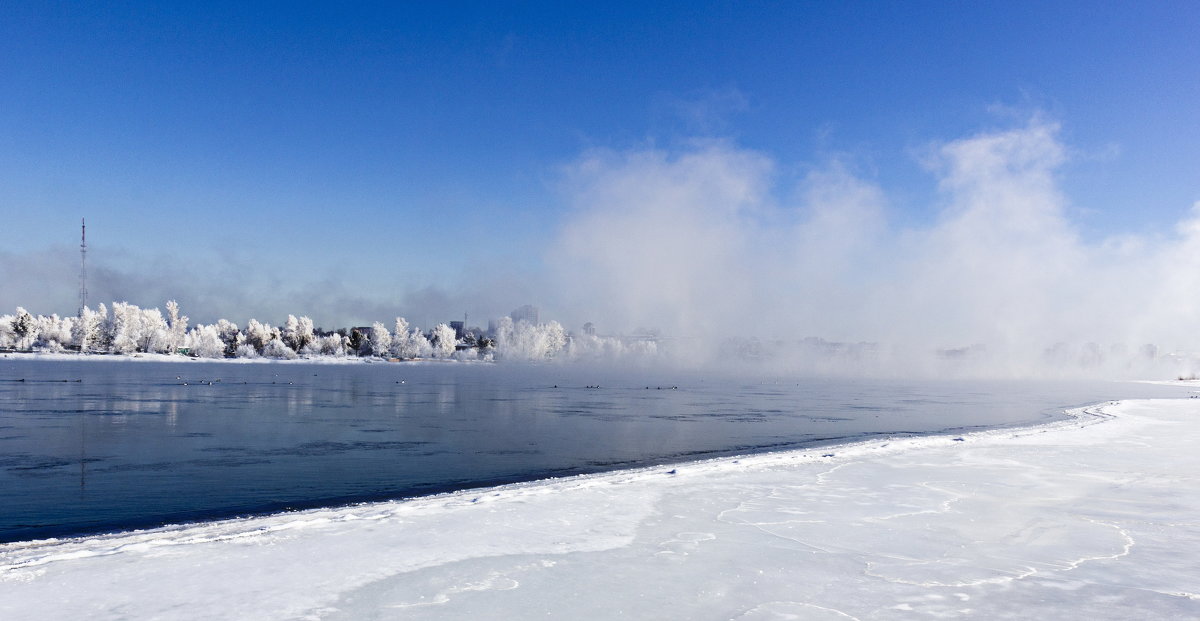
[{"xmin": 0, "ymin": 356, "xmax": 1187, "ymax": 542}]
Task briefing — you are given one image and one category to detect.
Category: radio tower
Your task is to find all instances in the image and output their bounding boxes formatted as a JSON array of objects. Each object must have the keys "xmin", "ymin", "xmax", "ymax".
[{"xmin": 78, "ymin": 218, "xmax": 88, "ymax": 317}]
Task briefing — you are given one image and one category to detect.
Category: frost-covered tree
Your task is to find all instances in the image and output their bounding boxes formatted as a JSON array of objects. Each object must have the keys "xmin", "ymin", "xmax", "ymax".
[
  {"xmin": 402, "ymin": 328, "xmax": 433, "ymax": 358},
  {"xmin": 297, "ymin": 316, "xmax": 314, "ymax": 351},
  {"xmin": 282, "ymin": 315, "xmax": 315, "ymax": 352},
  {"xmin": 494, "ymin": 318, "xmax": 568, "ymax": 361},
  {"xmin": 137, "ymin": 306, "xmax": 172, "ymax": 353},
  {"xmin": 304, "ymin": 333, "xmax": 348, "ymax": 357},
  {"xmin": 431, "ymin": 323, "xmax": 457, "ymax": 358},
  {"xmin": 283, "ymin": 315, "xmax": 300, "ymax": 350},
  {"xmin": 243, "ymin": 319, "xmax": 277, "ymax": 354},
  {"xmin": 566, "ymin": 332, "xmax": 658, "ymax": 361},
  {"xmin": 389, "ymin": 317, "xmax": 410, "ymax": 358},
  {"xmin": 452, "ymin": 347, "xmax": 480, "ymax": 361},
  {"xmin": 72, "ymin": 306, "xmax": 104, "ymax": 352},
  {"xmin": 107, "ymin": 302, "xmax": 142, "ymax": 354},
  {"xmin": 0, "ymin": 314, "xmax": 14, "ymax": 350},
  {"xmin": 103, "ymin": 303, "xmax": 173, "ymax": 354},
  {"xmin": 0, "ymin": 301, "xmax": 594, "ymax": 364},
  {"xmin": 216, "ymin": 319, "xmax": 241, "ymax": 358},
  {"xmin": 93, "ymin": 303, "xmax": 112, "ymax": 351},
  {"xmin": 33, "ymin": 314, "xmax": 73, "ymax": 352},
  {"xmin": 367, "ymin": 322, "xmax": 392, "ymax": 357},
  {"xmin": 165, "ymin": 300, "xmax": 188, "ymax": 352},
  {"xmin": 186, "ymin": 324, "xmax": 225, "ymax": 358},
  {"xmin": 10, "ymin": 308, "xmax": 38, "ymax": 351},
  {"xmin": 493, "ymin": 316, "xmax": 515, "ymax": 351},
  {"xmin": 5, "ymin": 322, "xmax": 20, "ymax": 350},
  {"xmin": 262, "ymin": 337, "xmax": 298, "ymax": 360}
]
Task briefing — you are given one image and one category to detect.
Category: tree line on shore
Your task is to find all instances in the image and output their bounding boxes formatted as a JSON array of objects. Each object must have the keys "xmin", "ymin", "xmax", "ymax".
[{"xmin": 0, "ymin": 301, "xmax": 605, "ymax": 362}]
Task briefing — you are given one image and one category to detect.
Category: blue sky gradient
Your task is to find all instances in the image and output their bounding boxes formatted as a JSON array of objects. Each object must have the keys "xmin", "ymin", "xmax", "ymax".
[{"xmin": 1, "ymin": 1, "xmax": 1197, "ymax": 330}]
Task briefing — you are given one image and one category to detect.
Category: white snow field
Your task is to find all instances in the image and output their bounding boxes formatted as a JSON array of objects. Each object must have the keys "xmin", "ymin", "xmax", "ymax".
[{"xmin": 3, "ymin": 399, "xmax": 1199, "ymax": 619}]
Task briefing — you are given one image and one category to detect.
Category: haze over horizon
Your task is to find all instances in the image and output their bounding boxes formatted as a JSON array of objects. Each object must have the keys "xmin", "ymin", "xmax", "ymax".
[{"xmin": 2, "ymin": 3, "xmax": 1198, "ymax": 364}]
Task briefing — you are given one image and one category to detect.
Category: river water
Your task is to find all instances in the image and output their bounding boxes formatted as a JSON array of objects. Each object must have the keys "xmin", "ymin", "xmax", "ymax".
[{"xmin": 0, "ymin": 356, "xmax": 1187, "ymax": 542}]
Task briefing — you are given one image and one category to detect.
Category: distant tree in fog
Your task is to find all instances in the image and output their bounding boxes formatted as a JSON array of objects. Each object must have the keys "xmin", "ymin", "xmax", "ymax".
[{"xmin": 493, "ymin": 317, "xmax": 567, "ymax": 361}]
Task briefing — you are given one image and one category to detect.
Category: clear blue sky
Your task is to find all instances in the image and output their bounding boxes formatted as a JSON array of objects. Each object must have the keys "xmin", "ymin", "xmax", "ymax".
[{"xmin": 1, "ymin": 1, "xmax": 1197, "ymax": 327}]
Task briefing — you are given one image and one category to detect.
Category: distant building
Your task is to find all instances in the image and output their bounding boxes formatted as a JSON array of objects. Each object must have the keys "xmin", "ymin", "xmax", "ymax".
[
  {"xmin": 510, "ymin": 304, "xmax": 539, "ymax": 325},
  {"xmin": 582, "ymin": 322, "xmax": 596, "ymax": 336},
  {"xmin": 449, "ymin": 321, "xmax": 465, "ymax": 340}
]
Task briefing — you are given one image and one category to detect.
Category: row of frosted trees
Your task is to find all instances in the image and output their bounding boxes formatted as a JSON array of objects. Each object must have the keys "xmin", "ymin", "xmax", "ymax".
[{"xmin": 0, "ymin": 302, "xmax": 583, "ymax": 362}]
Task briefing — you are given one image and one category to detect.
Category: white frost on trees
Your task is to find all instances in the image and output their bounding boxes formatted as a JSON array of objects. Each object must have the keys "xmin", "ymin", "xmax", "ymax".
[
  {"xmin": 565, "ymin": 333, "xmax": 658, "ymax": 361},
  {"xmin": 306, "ymin": 334, "xmax": 349, "ymax": 357},
  {"xmin": 140, "ymin": 307, "xmax": 173, "ymax": 354},
  {"xmin": 431, "ymin": 323, "xmax": 457, "ymax": 358},
  {"xmin": 368, "ymin": 322, "xmax": 392, "ymax": 357},
  {"xmin": 406, "ymin": 329, "xmax": 433, "ymax": 359},
  {"xmin": 216, "ymin": 319, "xmax": 241, "ymax": 357},
  {"xmin": 90, "ymin": 302, "xmax": 175, "ymax": 354},
  {"xmin": 262, "ymin": 337, "xmax": 298, "ymax": 360},
  {"xmin": 165, "ymin": 300, "xmax": 188, "ymax": 352},
  {"xmin": 283, "ymin": 315, "xmax": 315, "ymax": 353},
  {"xmin": 186, "ymin": 324, "xmax": 225, "ymax": 359},
  {"xmin": 242, "ymin": 319, "xmax": 277, "ymax": 356},
  {"xmin": 389, "ymin": 317, "xmax": 410, "ymax": 358},
  {"xmin": 72, "ymin": 306, "xmax": 104, "ymax": 353},
  {"xmin": 106, "ymin": 302, "xmax": 140, "ymax": 354},
  {"xmin": 0, "ymin": 314, "xmax": 14, "ymax": 350},
  {"xmin": 9, "ymin": 308, "xmax": 38, "ymax": 351},
  {"xmin": 493, "ymin": 317, "xmax": 567, "ymax": 361},
  {"xmin": 235, "ymin": 343, "xmax": 260, "ymax": 358},
  {"xmin": 33, "ymin": 314, "xmax": 73, "ymax": 352},
  {"xmin": 0, "ymin": 302, "xmax": 592, "ymax": 365}
]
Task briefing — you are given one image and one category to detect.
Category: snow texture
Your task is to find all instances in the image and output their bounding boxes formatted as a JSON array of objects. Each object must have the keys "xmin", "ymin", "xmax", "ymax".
[{"xmin": 2, "ymin": 398, "xmax": 1199, "ymax": 619}]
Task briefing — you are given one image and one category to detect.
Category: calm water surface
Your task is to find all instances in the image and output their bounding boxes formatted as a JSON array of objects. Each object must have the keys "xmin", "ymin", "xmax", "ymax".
[{"xmin": 0, "ymin": 357, "xmax": 1188, "ymax": 542}]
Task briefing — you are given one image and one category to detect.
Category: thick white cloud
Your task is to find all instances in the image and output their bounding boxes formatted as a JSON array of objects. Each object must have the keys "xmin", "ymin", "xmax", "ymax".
[
  {"xmin": 549, "ymin": 142, "xmax": 772, "ymax": 346},
  {"xmin": 547, "ymin": 119, "xmax": 1200, "ymax": 375}
]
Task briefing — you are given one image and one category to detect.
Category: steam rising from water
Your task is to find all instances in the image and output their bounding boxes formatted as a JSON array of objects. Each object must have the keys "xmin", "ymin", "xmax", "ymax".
[{"xmin": 549, "ymin": 120, "xmax": 1200, "ymax": 376}]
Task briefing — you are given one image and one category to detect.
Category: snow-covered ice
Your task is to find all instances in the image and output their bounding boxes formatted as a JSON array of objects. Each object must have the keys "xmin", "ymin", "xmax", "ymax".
[{"xmin": 3, "ymin": 398, "xmax": 1199, "ymax": 619}]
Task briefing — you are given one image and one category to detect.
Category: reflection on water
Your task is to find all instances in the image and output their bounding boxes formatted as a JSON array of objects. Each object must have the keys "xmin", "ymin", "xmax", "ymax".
[{"xmin": 0, "ymin": 357, "xmax": 1188, "ymax": 542}]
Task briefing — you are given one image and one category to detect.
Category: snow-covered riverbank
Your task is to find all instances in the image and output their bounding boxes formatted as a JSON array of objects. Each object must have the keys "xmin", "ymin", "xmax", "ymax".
[{"xmin": 3, "ymin": 397, "xmax": 1199, "ymax": 619}]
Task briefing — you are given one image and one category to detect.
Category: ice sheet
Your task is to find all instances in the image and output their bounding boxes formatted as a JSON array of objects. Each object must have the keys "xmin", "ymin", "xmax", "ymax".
[{"xmin": 3, "ymin": 399, "xmax": 1199, "ymax": 619}]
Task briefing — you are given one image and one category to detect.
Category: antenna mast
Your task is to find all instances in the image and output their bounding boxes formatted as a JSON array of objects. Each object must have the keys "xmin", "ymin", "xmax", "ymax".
[{"xmin": 78, "ymin": 218, "xmax": 88, "ymax": 317}]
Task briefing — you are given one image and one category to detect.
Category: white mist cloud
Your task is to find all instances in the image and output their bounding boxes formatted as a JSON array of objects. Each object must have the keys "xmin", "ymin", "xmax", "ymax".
[
  {"xmin": 547, "ymin": 118, "xmax": 1200, "ymax": 376},
  {"xmin": 549, "ymin": 142, "xmax": 772, "ymax": 346},
  {"xmin": 884, "ymin": 121, "xmax": 1087, "ymax": 351}
]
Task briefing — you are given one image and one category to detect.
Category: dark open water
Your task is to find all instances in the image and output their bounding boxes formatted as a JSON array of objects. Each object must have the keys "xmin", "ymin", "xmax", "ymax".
[{"xmin": 0, "ymin": 356, "xmax": 1189, "ymax": 542}]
